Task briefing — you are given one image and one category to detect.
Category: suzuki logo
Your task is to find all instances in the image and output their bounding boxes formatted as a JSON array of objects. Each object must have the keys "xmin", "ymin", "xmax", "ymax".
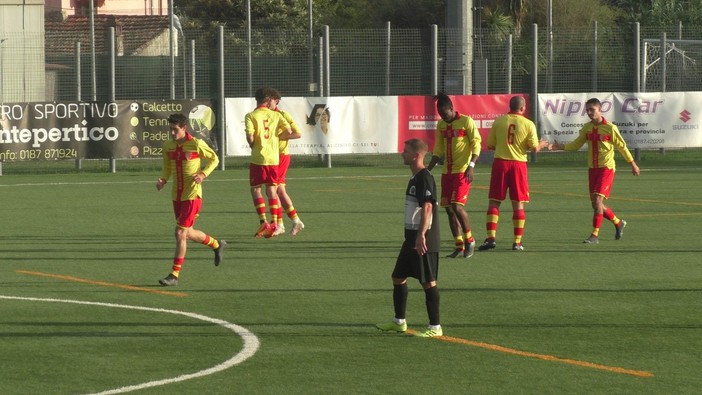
[{"xmin": 680, "ymin": 109, "xmax": 691, "ymax": 123}]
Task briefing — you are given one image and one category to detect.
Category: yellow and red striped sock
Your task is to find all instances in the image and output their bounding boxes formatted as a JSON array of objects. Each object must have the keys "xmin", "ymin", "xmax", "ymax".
[
  {"xmin": 171, "ymin": 257, "xmax": 184, "ymax": 277},
  {"xmin": 253, "ymin": 197, "xmax": 266, "ymax": 221},
  {"xmin": 486, "ymin": 206, "xmax": 499, "ymax": 240},
  {"xmin": 268, "ymin": 198, "xmax": 280, "ymax": 223},
  {"xmin": 454, "ymin": 235, "xmax": 464, "ymax": 250},
  {"xmin": 286, "ymin": 206, "xmax": 299, "ymax": 221},
  {"xmin": 202, "ymin": 235, "xmax": 219, "ymax": 250},
  {"xmin": 513, "ymin": 209, "xmax": 525, "ymax": 244},
  {"xmin": 463, "ymin": 230, "xmax": 474, "ymax": 244}
]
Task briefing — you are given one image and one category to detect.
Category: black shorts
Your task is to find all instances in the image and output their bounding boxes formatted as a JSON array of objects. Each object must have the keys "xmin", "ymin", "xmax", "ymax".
[{"xmin": 392, "ymin": 240, "xmax": 439, "ymax": 283}]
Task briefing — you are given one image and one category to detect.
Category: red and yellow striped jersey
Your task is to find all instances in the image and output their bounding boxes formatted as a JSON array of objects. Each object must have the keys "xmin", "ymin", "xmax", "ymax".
[
  {"xmin": 565, "ymin": 117, "xmax": 634, "ymax": 170},
  {"xmin": 433, "ymin": 113, "xmax": 482, "ymax": 174},
  {"xmin": 161, "ymin": 133, "xmax": 219, "ymax": 201}
]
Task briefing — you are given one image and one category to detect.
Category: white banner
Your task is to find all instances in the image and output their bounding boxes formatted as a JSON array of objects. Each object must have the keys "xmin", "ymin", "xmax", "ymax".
[
  {"xmin": 225, "ymin": 96, "xmax": 399, "ymax": 156},
  {"xmin": 538, "ymin": 92, "xmax": 702, "ymax": 149}
]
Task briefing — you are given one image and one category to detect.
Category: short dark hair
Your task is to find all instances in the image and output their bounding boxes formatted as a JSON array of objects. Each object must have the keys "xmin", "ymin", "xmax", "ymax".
[
  {"xmin": 167, "ymin": 113, "xmax": 188, "ymax": 127},
  {"xmin": 434, "ymin": 92, "xmax": 453, "ymax": 113},
  {"xmin": 509, "ymin": 96, "xmax": 526, "ymax": 112},
  {"xmin": 404, "ymin": 138, "xmax": 428, "ymax": 154},
  {"xmin": 255, "ymin": 87, "xmax": 276, "ymax": 105},
  {"xmin": 586, "ymin": 98, "xmax": 601, "ymax": 107}
]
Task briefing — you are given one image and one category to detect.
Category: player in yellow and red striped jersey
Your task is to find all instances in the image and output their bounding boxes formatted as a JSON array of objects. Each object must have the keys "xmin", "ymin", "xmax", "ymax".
[
  {"xmin": 245, "ymin": 87, "xmax": 301, "ymax": 238},
  {"xmin": 156, "ymin": 113, "xmax": 224, "ymax": 286},
  {"xmin": 479, "ymin": 96, "xmax": 549, "ymax": 252},
  {"xmin": 427, "ymin": 93, "xmax": 482, "ymax": 259},
  {"xmin": 269, "ymin": 90, "xmax": 305, "ymax": 236},
  {"xmin": 551, "ymin": 97, "xmax": 640, "ymax": 244}
]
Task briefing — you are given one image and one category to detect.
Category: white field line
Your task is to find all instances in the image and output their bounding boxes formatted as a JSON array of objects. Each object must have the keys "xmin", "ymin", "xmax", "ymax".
[{"xmin": 0, "ymin": 295, "xmax": 260, "ymax": 394}]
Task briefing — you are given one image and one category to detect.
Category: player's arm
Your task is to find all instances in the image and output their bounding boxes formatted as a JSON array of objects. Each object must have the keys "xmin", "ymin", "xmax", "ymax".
[
  {"xmin": 244, "ymin": 113, "xmax": 256, "ymax": 148},
  {"xmin": 550, "ymin": 131, "xmax": 584, "ymax": 151},
  {"xmin": 193, "ymin": 140, "xmax": 219, "ymax": 184},
  {"xmin": 611, "ymin": 125, "xmax": 640, "ymax": 176},
  {"xmin": 486, "ymin": 127, "xmax": 497, "ymax": 151},
  {"xmin": 427, "ymin": 155, "xmax": 441, "ymax": 171},
  {"xmin": 465, "ymin": 153, "xmax": 478, "ymax": 183},
  {"xmin": 157, "ymin": 147, "xmax": 171, "ymax": 191},
  {"xmin": 415, "ymin": 200, "xmax": 433, "ymax": 256},
  {"xmin": 527, "ymin": 123, "xmax": 549, "ymax": 152},
  {"xmin": 427, "ymin": 129, "xmax": 445, "ymax": 171},
  {"xmin": 275, "ymin": 113, "xmax": 299, "ymax": 140},
  {"xmin": 465, "ymin": 121, "xmax": 481, "ymax": 181},
  {"xmin": 279, "ymin": 127, "xmax": 301, "ymax": 140}
]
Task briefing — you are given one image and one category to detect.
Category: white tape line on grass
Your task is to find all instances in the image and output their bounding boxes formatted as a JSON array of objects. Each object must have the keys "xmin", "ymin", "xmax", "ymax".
[{"xmin": 0, "ymin": 295, "xmax": 260, "ymax": 394}]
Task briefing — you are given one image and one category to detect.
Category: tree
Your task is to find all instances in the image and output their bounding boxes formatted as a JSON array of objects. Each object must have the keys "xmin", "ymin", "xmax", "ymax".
[
  {"xmin": 175, "ymin": 0, "xmax": 314, "ymax": 32},
  {"xmin": 174, "ymin": 0, "xmax": 446, "ymax": 32}
]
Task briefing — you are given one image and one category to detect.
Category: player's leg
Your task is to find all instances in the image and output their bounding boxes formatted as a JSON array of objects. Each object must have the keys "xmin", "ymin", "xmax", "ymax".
[
  {"xmin": 584, "ymin": 193, "xmax": 605, "ymax": 244},
  {"xmin": 441, "ymin": 174, "xmax": 464, "ymax": 258},
  {"xmin": 452, "ymin": 203, "xmax": 475, "ymax": 258},
  {"xmin": 482, "ymin": 159, "xmax": 506, "ymax": 250},
  {"xmin": 480, "ymin": 200, "xmax": 501, "ymax": 251},
  {"xmin": 377, "ymin": 243, "xmax": 413, "ymax": 333},
  {"xmin": 160, "ymin": 201, "xmax": 189, "ymax": 286},
  {"xmin": 187, "ymin": 227, "xmax": 225, "ymax": 266},
  {"xmin": 510, "ymin": 162, "xmax": 529, "ymax": 250},
  {"xmin": 415, "ymin": 252, "xmax": 442, "ymax": 338},
  {"xmin": 250, "ymin": 164, "xmax": 270, "ymax": 237},
  {"xmin": 452, "ymin": 174, "xmax": 475, "ymax": 257},
  {"xmin": 445, "ymin": 206, "xmax": 464, "ymax": 257},
  {"xmin": 583, "ymin": 169, "xmax": 601, "ymax": 244},
  {"xmin": 511, "ymin": 200, "xmax": 525, "ymax": 250},
  {"xmin": 600, "ymin": 172, "xmax": 626, "ymax": 240}
]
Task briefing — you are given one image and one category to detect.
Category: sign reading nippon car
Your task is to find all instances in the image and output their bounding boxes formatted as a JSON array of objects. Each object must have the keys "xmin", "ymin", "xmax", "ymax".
[
  {"xmin": 0, "ymin": 100, "xmax": 215, "ymax": 161},
  {"xmin": 538, "ymin": 92, "xmax": 702, "ymax": 149}
]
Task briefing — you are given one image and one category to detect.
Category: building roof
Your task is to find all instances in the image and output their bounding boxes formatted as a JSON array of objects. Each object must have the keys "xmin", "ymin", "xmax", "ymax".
[{"xmin": 45, "ymin": 15, "xmax": 171, "ymax": 56}]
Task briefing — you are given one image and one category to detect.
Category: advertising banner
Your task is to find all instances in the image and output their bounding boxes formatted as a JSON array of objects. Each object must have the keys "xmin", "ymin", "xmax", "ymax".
[
  {"xmin": 538, "ymin": 92, "xmax": 702, "ymax": 148},
  {"xmin": 397, "ymin": 94, "xmax": 515, "ymax": 152},
  {"xmin": 0, "ymin": 100, "xmax": 214, "ymax": 161},
  {"xmin": 226, "ymin": 95, "xmax": 513, "ymax": 156},
  {"xmin": 225, "ymin": 96, "xmax": 398, "ymax": 156}
]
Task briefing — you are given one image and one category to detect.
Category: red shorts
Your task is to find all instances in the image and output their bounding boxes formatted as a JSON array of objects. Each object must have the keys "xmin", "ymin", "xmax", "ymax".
[
  {"xmin": 278, "ymin": 154, "xmax": 291, "ymax": 185},
  {"xmin": 173, "ymin": 198, "xmax": 202, "ymax": 228},
  {"xmin": 249, "ymin": 163, "xmax": 279, "ymax": 187},
  {"xmin": 488, "ymin": 159, "xmax": 530, "ymax": 202},
  {"xmin": 589, "ymin": 167, "xmax": 615, "ymax": 198},
  {"xmin": 440, "ymin": 172, "xmax": 470, "ymax": 207}
]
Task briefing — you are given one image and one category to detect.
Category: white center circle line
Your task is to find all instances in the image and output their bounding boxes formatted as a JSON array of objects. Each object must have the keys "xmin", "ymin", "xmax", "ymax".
[{"xmin": 0, "ymin": 295, "xmax": 260, "ymax": 394}]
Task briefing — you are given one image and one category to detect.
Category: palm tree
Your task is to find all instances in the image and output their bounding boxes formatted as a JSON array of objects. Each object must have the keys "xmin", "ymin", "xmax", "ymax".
[{"xmin": 509, "ymin": 0, "xmax": 528, "ymax": 37}]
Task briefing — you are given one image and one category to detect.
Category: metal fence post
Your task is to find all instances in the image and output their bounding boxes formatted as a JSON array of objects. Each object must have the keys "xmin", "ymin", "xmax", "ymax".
[
  {"xmin": 661, "ymin": 32, "xmax": 667, "ymax": 93},
  {"xmin": 218, "ymin": 26, "xmax": 226, "ymax": 170},
  {"xmin": 385, "ymin": 21, "xmax": 391, "ymax": 96},
  {"xmin": 507, "ymin": 34, "xmax": 513, "ymax": 94},
  {"xmin": 324, "ymin": 25, "xmax": 331, "ymax": 169},
  {"xmin": 75, "ymin": 41, "xmax": 82, "ymax": 170},
  {"xmin": 190, "ymin": 40, "xmax": 196, "ymax": 99},
  {"xmin": 431, "ymin": 24, "xmax": 438, "ymax": 95},
  {"xmin": 89, "ymin": 0, "xmax": 96, "ymax": 101},
  {"xmin": 246, "ymin": 0, "xmax": 253, "ymax": 97},
  {"xmin": 108, "ymin": 27, "xmax": 117, "ymax": 174},
  {"xmin": 318, "ymin": 36, "xmax": 324, "ymax": 97},
  {"xmin": 634, "ymin": 22, "xmax": 641, "ymax": 162},
  {"xmin": 592, "ymin": 21, "xmax": 598, "ymax": 92},
  {"xmin": 169, "ymin": 0, "xmax": 175, "ymax": 100},
  {"xmin": 530, "ymin": 24, "xmax": 538, "ymax": 163}
]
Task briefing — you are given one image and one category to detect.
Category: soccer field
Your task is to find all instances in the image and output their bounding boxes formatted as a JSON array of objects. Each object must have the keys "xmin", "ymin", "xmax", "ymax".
[{"xmin": 1, "ymin": 156, "xmax": 701, "ymax": 394}]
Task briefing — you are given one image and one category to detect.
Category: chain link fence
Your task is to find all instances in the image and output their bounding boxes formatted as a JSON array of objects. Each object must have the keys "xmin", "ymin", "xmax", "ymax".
[
  {"xmin": 2, "ymin": 23, "xmax": 702, "ymax": 174},
  {"xmin": 4, "ymin": 23, "xmax": 702, "ymax": 102}
]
